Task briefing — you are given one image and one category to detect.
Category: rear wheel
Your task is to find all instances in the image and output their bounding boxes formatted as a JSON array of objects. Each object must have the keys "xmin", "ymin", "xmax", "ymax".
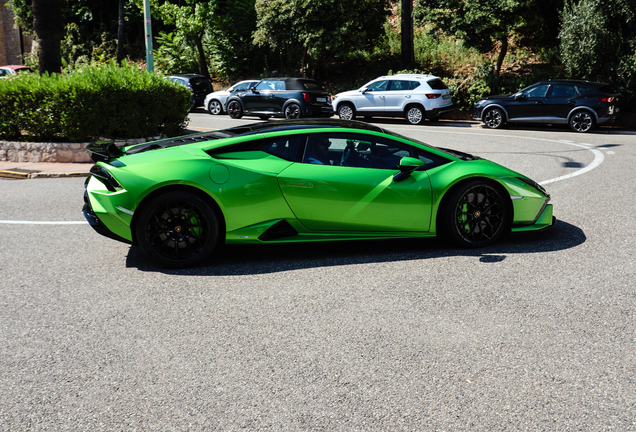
[
  {"xmin": 337, "ymin": 103, "xmax": 356, "ymax": 120},
  {"xmin": 227, "ymin": 100, "xmax": 243, "ymax": 119},
  {"xmin": 208, "ymin": 99, "xmax": 222, "ymax": 115},
  {"xmin": 483, "ymin": 107, "xmax": 505, "ymax": 129},
  {"xmin": 136, "ymin": 191, "xmax": 219, "ymax": 268},
  {"xmin": 405, "ymin": 106, "xmax": 425, "ymax": 125},
  {"xmin": 284, "ymin": 103, "xmax": 301, "ymax": 119},
  {"xmin": 440, "ymin": 180, "xmax": 509, "ymax": 248},
  {"xmin": 569, "ymin": 110, "xmax": 595, "ymax": 133}
]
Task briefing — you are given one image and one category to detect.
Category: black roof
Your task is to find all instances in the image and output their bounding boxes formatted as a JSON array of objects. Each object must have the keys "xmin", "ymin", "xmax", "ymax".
[{"xmin": 225, "ymin": 118, "xmax": 385, "ymax": 136}]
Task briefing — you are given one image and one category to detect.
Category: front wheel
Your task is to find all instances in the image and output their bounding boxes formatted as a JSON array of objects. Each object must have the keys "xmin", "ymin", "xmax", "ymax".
[
  {"xmin": 208, "ymin": 99, "xmax": 222, "ymax": 115},
  {"xmin": 405, "ymin": 106, "xmax": 425, "ymax": 125},
  {"xmin": 284, "ymin": 103, "xmax": 301, "ymax": 119},
  {"xmin": 337, "ymin": 103, "xmax": 356, "ymax": 120},
  {"xmin": 483, "ymin": 107, "xmax": 504, "ymax": 129},
  {"xmin": 227, "ymin": 100, "xmax": 243, "ymax": 119},
  {"xmin": 135, "ymin": 191, "xmax": 220, "ymax": 268},
  {"xmin": 440, "ymin": 180, "xmax": 509, "ymax": 248},
  {"xmin": 569, "ymin": 110, "xmax": 595, "ymax": 133}
]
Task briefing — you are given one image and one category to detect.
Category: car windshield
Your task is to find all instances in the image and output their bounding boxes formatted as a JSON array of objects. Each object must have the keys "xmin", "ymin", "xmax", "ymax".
[
  {"xmin": 381, "ymin": 129, "xmax": 474, "ymax": 160},
  {"xmin": 427, "ymin": 79, "xmax": 448, "ymax": 90}
]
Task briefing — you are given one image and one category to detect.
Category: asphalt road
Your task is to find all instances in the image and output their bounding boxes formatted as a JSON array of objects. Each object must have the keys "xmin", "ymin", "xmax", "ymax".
[{"xmin": 1, "ymin": 114, "xmax": 635, "ymax": 430}]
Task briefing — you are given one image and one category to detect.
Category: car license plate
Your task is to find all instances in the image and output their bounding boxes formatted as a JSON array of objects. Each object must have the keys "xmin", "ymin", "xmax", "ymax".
[
  {"xmin": 443, "ymin": 94, "xmax": 451, "ymax": 100},
  {"xmin": 317, "ymin": 97, "xmax": 327, "ymax": 102}
]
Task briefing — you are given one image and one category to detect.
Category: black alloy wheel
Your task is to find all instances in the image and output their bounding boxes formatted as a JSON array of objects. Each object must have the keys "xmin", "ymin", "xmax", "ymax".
[
  {"xmin": 569, "ymin": 110, "xmax": 595, "ymax": 133},
  {"xmin": 136, "ymin": 191, "xmax": 219, "ymax": 268},
  {"xmin": 227, "ymin": 100, "xmax": 243, "ymax": 119},
  {"xmin": 483, "ymin": 107, "xmax": 504, "ymax": 129},
  {"xmin": 284, "ymin": 103, "xmax": 301, "ymax": 119},
  {"xmin": 441, "ymin": 180, "xmax": 509, "ymax": 247}
]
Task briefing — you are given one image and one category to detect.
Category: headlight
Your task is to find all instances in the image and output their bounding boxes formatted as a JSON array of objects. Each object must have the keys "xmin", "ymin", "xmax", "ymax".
[{"xmin": 474, "ymin": 99, "xmax": 487, "ymax": 107}]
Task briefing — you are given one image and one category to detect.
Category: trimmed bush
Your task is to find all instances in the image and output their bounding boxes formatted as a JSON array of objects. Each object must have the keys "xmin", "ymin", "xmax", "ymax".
[{"xmin": 0, "ymin": 63, "xmax": 192, "ymax": 141}]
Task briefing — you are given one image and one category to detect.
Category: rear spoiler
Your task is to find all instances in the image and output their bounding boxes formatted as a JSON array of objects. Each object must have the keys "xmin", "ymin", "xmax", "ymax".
[{"xmin": 86, "ymin": 142, "xmax": 124, "ymax": 162}]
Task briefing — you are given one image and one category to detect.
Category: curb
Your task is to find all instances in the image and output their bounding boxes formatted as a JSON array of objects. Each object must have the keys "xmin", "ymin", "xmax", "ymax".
[{"xmin": 0, "ymin": 169, "xmax": 89, "ymax": 179}]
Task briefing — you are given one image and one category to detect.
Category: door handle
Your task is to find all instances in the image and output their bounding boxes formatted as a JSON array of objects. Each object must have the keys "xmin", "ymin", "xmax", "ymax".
[{"xmin": 284, "ymin": 180, "xmax": 313, "ymax": 188}]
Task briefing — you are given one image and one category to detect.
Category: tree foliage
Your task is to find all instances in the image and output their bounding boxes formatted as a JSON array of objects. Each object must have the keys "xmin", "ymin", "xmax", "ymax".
[
  {"xmin": 253, "ymin": 0, "xmax": 389, "ymax": 78},
  {"xmin": 415, "ymin": 0, "xmax": 537, "ymax": 76}
]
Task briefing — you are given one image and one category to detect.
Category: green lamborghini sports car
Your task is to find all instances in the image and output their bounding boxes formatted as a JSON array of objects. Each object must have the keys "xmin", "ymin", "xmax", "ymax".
[{"xmin": 83, "ymin": 119, "xmax": 555, "ymax": 267}]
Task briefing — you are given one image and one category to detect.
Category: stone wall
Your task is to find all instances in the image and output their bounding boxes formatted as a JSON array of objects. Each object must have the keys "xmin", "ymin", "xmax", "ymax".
[{"xmin": 0, "ymin": 137, "xmax": 162, "ymax": 163}]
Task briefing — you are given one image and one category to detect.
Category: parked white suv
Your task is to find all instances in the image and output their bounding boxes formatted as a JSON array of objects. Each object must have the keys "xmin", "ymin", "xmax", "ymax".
[
  {"xmin": 204, "ymin": 80, "xmax": 260, "ymax": 115},
  {"xmin": 332, "ymin": 74, "xmax": 454, "ymax": 125}
]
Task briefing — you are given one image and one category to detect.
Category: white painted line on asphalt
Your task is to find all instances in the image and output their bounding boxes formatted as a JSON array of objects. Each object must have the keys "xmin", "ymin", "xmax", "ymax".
[
  {"xmin": 0, "ymin": 220, "xmax": 87, "ymax": 224},
  {"xmin": 390, "ymin": 127, "xmax": 606, "ymax": 185},
  {"xmin": 539, "ymin": 145, "xmax": 605, "ymax": 185},
  {"xmin": 607, "ymin": 151, "xmax": 615, "ymax": 154}
]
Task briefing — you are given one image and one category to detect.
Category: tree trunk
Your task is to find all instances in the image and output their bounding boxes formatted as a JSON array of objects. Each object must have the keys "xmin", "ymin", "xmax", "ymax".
[
  {"xmin": 401, "ymin": 0, "xmax": 415, "ymax": 70},
  {"xmin": 193, "ymin": 32, "xmax": 210, "ymax": 78},
  {"xmin": 116, "ymin": 0, "xmax": 125, "ymax": 63},
  {"xmin": 494, "ymin": 36, "xmax": 509, "ymax": 77},
  {"xmin": 32, "ymin": 0, "xmax": 64, "ymax": 74}
]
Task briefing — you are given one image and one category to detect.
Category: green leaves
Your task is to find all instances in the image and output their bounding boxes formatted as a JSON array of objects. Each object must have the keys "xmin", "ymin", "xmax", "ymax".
[{"xmin": 0, "ymin": 63, "xmax": 191, "ymax": 141}]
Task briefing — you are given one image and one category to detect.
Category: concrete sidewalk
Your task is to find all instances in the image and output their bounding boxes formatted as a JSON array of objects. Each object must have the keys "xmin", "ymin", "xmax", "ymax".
[{"xmin": 0, "ymin": 161, "xmax": 92, "ymax": 179}]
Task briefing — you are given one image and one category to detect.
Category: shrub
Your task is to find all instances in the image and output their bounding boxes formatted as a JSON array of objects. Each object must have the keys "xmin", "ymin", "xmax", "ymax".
[{"xmin": 0, "ymin": 62, "xmax": 192, "ymax": 141}]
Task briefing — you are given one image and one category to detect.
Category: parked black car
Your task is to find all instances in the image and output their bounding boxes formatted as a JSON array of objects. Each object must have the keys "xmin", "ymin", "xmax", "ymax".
[
  {"xmin": 226, "ymin": 78, "xmax": 333, "ymax": 120},
  {"xmin": 473, "ymin": 80, "xmax": 622, "ymax": 133},
  {"xmin": 168, "ymin": 74, "xmax": 214, "ymax": 107}
]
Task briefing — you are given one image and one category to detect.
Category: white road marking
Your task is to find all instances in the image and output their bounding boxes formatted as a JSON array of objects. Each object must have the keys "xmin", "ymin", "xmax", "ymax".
[
  {"xmin": 0, "ymin": 220, "xmax": 87, "ymax": 224},
  {"xmin": 391, "ymin": 127, "xmax": 607, "ymax": 186}
]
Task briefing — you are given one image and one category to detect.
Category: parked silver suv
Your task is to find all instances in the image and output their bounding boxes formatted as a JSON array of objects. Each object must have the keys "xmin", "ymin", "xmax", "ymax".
[{"xmin": 332, "ymin": 74, "xmax": 454, "ymax": 125}]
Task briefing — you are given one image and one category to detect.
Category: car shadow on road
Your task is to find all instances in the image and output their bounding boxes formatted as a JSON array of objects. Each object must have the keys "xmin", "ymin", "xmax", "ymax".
[{"xmin": 125, "ymin": 219, "xmax": 585, "ymax": 275}]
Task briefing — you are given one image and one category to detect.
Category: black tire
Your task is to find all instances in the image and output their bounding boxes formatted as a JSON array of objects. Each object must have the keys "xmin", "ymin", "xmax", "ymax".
[
  {"xmin": 284, "ymin": 103, "xmax": 301, "ymax": 119},
  {"xmin": 135, "ymin": 191, "xmax": 220, "ymax": 268},
  {"xmin": 227, "ymin": 100, "xmax": 243, "ymax": 119},
  {"xmin": 569, "ymin": 110, "xmax": 595, "ymax": 133},
  {"xmin": 337, "ymin": 103, "xmax": 356, "ymax": 120},
  {"xmin": 440, "ymin": 179, "xmax": 509, "ymax": 248},
  {"xmin": 405, "ymin": 105, "xmax": 425, "ymax": 125},
  {"xmin": 208, "ymin": 99, "xmax": 222, "ymax": 115},
  {"xmin": 483, "ymin": 107, "xmax": 505, "ymax": 129}
]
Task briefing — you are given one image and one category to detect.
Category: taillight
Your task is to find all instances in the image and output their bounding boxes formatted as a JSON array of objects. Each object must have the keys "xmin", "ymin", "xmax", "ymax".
[
  {"xmin": 426, "ymin": 94, "xmax": 442, "ymax": 99},
  {"xmin": 303, "ymin": 93, "xmax": 311, "ymax": 103},
  {"xmin": 599, "ymin": 96, "xmax": 615, "ymax": 103}
]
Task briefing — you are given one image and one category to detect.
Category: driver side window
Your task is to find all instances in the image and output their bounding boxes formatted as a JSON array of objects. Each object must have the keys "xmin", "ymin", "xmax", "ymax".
[
  {"xmin": 524, "ymin": 85, "xmax": 549, "ymax": 98},
  {"xmin": 366, "ymin": 80, "xmax": 389, "ymax": 92}
]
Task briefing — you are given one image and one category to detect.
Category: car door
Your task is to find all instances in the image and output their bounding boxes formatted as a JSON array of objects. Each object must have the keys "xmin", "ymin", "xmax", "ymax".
[
  {"xmin": 242, "ymin": 80, "xmax": 281, "ymax": 113},
  {"xmin": 383, "ymin": 80, "xmax": 412, "ymax": 114},
  {"xmin": 277, "ymin": 133, "xmax": 433, "ymax": 232},
  {"xmin": 506, "ymin": 84, "xmax": 550, "ymax": 121},
  {"xmin": 355, "ymin": 80, "xmax": 389, "ymax": 115},
  {"xmin": 543, "ymin": 84, "xmax": 578, "ymax": 123}
]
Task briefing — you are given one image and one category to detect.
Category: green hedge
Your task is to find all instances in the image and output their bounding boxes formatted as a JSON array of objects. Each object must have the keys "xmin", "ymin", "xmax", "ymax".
[{"xmin": 0, "ymin": 63, "xmax": 192, "ymax": 142}]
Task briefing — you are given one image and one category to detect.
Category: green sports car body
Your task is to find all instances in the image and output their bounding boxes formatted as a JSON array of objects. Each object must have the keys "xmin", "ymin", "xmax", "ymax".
[{"xmin": 83, "ymin": 119, "xmax": 554, "ymax": 267}]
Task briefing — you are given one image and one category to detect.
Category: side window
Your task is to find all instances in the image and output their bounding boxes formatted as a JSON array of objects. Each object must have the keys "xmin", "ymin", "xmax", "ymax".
[
  {"xmin": 389, "ymin": 80, "xmax": 411, "ymax": 91},
  {"xmin": 524, "ymin": 85, "xmax": 549, "ymax": 98},
  {"xmin": 550, "ymin": 84, "xmax": 577, "ymax": 98},
  {"xmin": 256, "ymin": 80, "xmax": 284, "ymax": 91},
  {"xmin": 410, "ymin": 81, "xmax": 422, "ymax": 90},
  {"xmin": 259, "ymin": 136, "xmax": 303, "ymax": 161},
  {"xmin": 366, "ymin": 80, "xmax": 389, "ymax": 92}
]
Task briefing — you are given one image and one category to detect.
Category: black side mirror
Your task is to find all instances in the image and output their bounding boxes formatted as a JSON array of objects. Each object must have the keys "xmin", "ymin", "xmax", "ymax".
[
  {"xmin": 514, "ymin": 93, "xmax": 525, "ymax": 100},
  {"xmin": 393, "ymin": 157, "xmax": 425, "ymax": 182}
]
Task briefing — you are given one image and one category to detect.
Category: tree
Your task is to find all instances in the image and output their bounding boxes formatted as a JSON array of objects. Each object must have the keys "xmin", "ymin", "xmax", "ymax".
[
  {"xmin": 117, "ymin": 0, "xmax": 125, "ymax": 63},
  {"xmin": 254, "ymin": 0, "xmax": 389, "ymax": 79},
  {"xmin": 32, "ymin": 0, "xmax": 64, "ymax": 74},
  {"xmin": 401, "ymin": 0, "xmax": 415, "ymax": 69},
  {"xmin": 154, "ymin": 0, "xmax": 212, "ymax": 78},
  {"xmin": 415, "ymin": 0, "xmax": 533, "ymax": 76}
]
